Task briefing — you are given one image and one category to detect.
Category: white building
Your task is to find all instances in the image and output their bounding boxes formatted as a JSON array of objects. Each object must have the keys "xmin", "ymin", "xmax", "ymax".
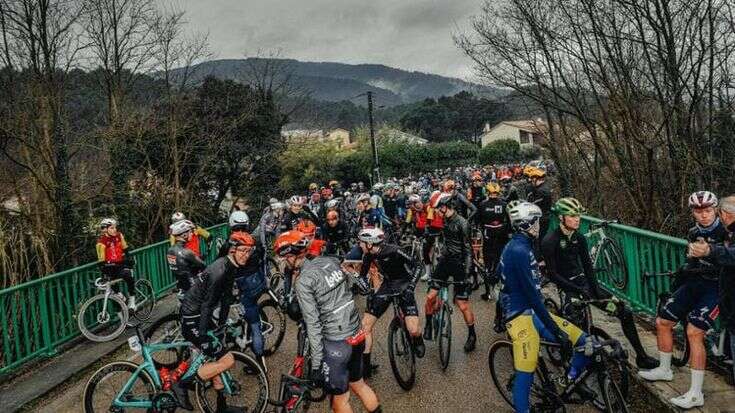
[{"xmin": 480, "ymin": 119, "xmax": 547, "ymax": 148}]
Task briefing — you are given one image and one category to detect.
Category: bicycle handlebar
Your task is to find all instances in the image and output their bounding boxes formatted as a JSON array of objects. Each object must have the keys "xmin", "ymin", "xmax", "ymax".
[
  {"xmin": 590, "ymin": 219, "xmax": 619, "ymax": 229},
  {"xmin": 642, "ymin": 270, "xmax": 675, "ymax": 279}
]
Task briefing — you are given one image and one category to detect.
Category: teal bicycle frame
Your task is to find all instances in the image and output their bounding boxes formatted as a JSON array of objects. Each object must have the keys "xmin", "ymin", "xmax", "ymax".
[{"xmin": 112, "ymin": 333, "xmax": 234, "ymax": 409}]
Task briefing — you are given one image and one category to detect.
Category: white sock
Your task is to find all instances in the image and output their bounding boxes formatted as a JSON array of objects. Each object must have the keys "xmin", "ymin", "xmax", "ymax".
[
  {"xmin": 659, "ymin": 351, "xmax": 672, "ymax": 371},
  {"xmin": 424, "ymin": 264, "xmax": 431, "ymax": 276},
  {"xmin": 689, "ymin": 369, "xmax": 705, "ymax": 395}
]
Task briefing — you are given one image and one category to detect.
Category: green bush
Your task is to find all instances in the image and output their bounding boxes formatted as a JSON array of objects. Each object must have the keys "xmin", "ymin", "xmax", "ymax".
[{"xmin": 479, "ymin": 139, "xmax": 521, "ymax": 164}]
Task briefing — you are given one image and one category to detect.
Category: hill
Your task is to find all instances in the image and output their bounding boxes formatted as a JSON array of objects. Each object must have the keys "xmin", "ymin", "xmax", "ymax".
[{"xmin": 172, "ymin": 58, "xmax": 506, "ymax": 106}]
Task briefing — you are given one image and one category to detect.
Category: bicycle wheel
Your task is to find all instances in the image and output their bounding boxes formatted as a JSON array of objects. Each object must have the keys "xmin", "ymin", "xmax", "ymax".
[
  {"xmin": 144, "ymin": 312, "xmax": 187, "ymax": 369},
  {"xmin": 589, "ymin": 326, "xmax": 629, "ymax": 399},
  {"xmin": 131, "ymin": 278, "xmax": 156, "ymax": 322},
  {"xmin": 597, "ymin": 239, "xmax": 628, "ymax": 291},
  {"xmin": 488, "ymin": 340, "xmax": 549, "ymax": 410},
  {"xmin": 195, "ymin": 351, "xmax": 269, "ymax": 413},
  {"xmin": 78, "ymin": 294, "xmax": 129, "ymax": 342},
  {"xmin": 83, "ymin": 361, "xmax": 157, "ymax": 413},
  {"xmin": 438, "ymin": 304, "xmax": 452, "ymax": 370},
  {"xmin": 259, "ymin": 299, "xmax": 286, "ymax": 356},
  {"xmin": 600, "ymin": 373, "xmax": 630, "ymax": 413},
  {"xmin": 387, "ymin": 318, "xmax": 416, "ymax": 390}
]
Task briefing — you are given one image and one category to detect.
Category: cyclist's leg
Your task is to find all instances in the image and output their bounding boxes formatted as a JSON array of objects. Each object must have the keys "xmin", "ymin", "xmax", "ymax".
[
  {"xmin": 452, "ymin": 264, "xmax": 475, "ymax": 326},
  {"xmin": 507, "ymin": 314, "xmax": 540, "ymax": 413},
  {"xmin": 347, "ymin": 341, "xmax": 380, "ymax": 412},
  {"xmin": 236, "ymin": 275, "xmax": 267, "ymax": 358},
  {"xmin": 423, "ymin": 269, "xmax": 442, "ymax": 340},
  {"xmin": 656, "ymin": 283, "xmax": 691, "ymax": 355},
  {"xmin": 362, "ymin": 290, "xmax": 389, "ymax": 377},
  {"xmin": 596, "ymin": 288, "xmax": 657, "ymax": 365},
  {"xmin": 323, "ymin": 339, "xmax": 356, "ymax": 412}
]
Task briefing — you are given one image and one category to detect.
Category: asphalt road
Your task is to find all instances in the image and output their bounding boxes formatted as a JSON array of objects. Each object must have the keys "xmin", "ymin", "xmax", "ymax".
[{"xmin": 30, "ymin": 281, "xmax": 601, "ymax": 413}]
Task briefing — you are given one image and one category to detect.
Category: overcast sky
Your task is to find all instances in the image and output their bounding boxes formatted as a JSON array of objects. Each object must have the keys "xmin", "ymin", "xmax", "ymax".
[{"xmin": 175, "ymin": 0, "xmax": 482, "ymax": 79}]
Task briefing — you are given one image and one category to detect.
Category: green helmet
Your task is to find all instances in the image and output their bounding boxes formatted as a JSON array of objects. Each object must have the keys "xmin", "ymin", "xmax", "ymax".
[{"xmin": 552, "ymin": 197, "xmax": 586, "ymax": 216}]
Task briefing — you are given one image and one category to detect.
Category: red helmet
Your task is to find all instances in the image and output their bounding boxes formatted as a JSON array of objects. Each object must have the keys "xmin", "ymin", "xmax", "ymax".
[
  {"xmin": 229, "ymin": 232, "xmax": 255, "ymax": 248},
  {"xmin": 296, "ymin": 220, "xmax": 317, "ymax": 237},
  {"xmin": 320, "ymin": 188, "xmax": 333, "ymax": 198},
  {"xmin": 274, "ymin": 231, "xmax": 309, "ymax": 257}
]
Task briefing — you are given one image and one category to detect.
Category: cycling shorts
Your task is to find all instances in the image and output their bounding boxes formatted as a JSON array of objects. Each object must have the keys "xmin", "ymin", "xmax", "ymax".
[
  {"xmin": 321, "ymin": 339, "xmax": 365, "ymax": 395},
  {"xmin": 506, "ymin": 312, "xmax": 585, "ymax": 373},
  {"xmin": 181, "ymin": 314, "xmax": 227, "ymax": 359},
  {"xmin": 367, "ymin": 284, "xmax": 418, "ymax": 318},
  {"xmin": 430, "ymin": 258, "xmax": 470, "ymax": 300},
  {"xmin": 659, "ymin": 279, "xmax": 719, "ymax": 331}
]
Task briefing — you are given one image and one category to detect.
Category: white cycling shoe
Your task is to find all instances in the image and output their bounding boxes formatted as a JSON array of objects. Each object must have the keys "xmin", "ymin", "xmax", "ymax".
[
  {"xmin": 638, "ymin": 366, "xmax": 673, "ymax": 382},
  {"xmin": 127, "ymin": 296, "xmax": 137, "ymax": 311},
  {"xmin": 670, "ymin": 391, "xmax": 704, "ymax": 409}
]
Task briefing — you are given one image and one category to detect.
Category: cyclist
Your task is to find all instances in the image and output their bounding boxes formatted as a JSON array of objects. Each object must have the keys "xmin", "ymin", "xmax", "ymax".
[
  {"xmin": 329, "ymin": 180, "xmax": 343, "ymax": 198},
  {"xmin": 281, "ymin": 195, "xmax": 320, "ymax": 232},
  {"xmin": 542, "ymin": 197, "xmax": 658, "ymax": 369},
  {"xmin": 167, "ymin": 219, "xmax": 206, "ymax": 292},
  {"xmin": 382, "ymin": 183, "xmax": 400, "ymax": 223},
  {"xmin": 442, "ymin": 179, "xmax": 477, "ymax": 221},
  {"xmin": 639, "ymin": 191, "xmax": 726, "ymax": 409},
  {"xmin": 423, "ymin": 193, "xmax": 477, "ymax": 352},
  {"xmin": 293, "ymin": 234, "xmax": 382, "ymax": 413},
  {"xmin": 96, "ymin": 218, "xmax": 136, "ymax": 309},
  {"xmin": 173, "ymin": 232, "xmax": 256, "ymax": 412},
  {"xmin": 498, "ymin": 201, "xmax": 591, "ymax": 413},
  {"xmin": 322, "ymin": 210, "xmax": 350, "ymax": 255},
  {"xmin": 476, "ymin": 182, "xmax": 510, "ymax": 301},
  {"xmin": 525, "ymin": 167, "xmax": 553, "ymax": 239},
  {"xmin": 169, "ymin": 212, "xmax": 211, "ymax": 258},
  {"xmin": 467, "ymin": 173, "xmax": 486, "ymax": 211},
  {"xmin": 357, "ymin": 228, "xmax": 425, "ymax": 379},
  {"xmin": 254, "ymin": 199, "xmax": 285, "ymax": 248},
  {"xmin": 355, "ymin": 193, "xmax": 385, "ymax": 230}
]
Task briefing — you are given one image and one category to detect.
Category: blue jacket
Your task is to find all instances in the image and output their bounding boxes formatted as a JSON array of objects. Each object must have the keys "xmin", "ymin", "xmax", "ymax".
[{"xmin": 498, "ymin": 233, "xmax": 561, "ymax": 337}]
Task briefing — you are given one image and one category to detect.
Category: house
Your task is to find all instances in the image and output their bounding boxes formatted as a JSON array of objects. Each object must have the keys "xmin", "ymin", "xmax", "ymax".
[
  {"xmin": 281, "ymin": 129, "xmax": 324, "ymax": 141},
  {"xmin": 480, "ymin": 119, "xmax": 547, "ymax": 148},
  {"xmin": 325, "ymin": 128, "xmax": 352, "ymax": 148},
  {"xmin": 281, "ymin": 128, "xmax": 353, "ymax": 148},
  {"xmin": 378, "ymin": 128, "xmax": 428, "ymax": 145}
]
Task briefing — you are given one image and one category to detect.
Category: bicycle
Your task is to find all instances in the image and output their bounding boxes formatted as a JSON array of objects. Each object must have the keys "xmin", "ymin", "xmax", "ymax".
[
  {"xmin": 269, "ymin": 319, "xmax": 327, "ymax": 412},
  {"xmin": 77, "ymin": 265, "xmax": 156, "ymax": 342},
  {"xmin": 83, "ymin": 325, "xmax": 269, "ymax": 413},
  {"xmin": 584, "ymin": 220, "xmax": 628, "ymax": 291},
  {"xmin": 426, "ymin": 279, "xmax": 468, "ymax": 370},
  {"xmin": 375, "ymin": 289, "xmax": 417, "ymax": 390},
  {"xmin": 488, "ymin": 336, "xmax": 630, "ymax": 412}
]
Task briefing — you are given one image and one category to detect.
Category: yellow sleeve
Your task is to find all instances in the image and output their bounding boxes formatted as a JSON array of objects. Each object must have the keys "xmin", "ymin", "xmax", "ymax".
[
  {"xmin": 96, "ymin": 242, "xmax": 105, "ymax": 262},
  {"xmin": 120, "ymin": 233, "xmax": 129, "ymax": 250},
  {"xmin": 169, "ymin": 235, "xmax": 175, "ymax": 245},
  {"xmin": 405, "ymin": 209, "xmax": 413, "ymax": 223},
  {"xmin": 196, "ymin": 226, "xmax": 210, "ymax": 239},
  {"xmin": 427, "ymin": 207, "xmax": 434, "ymax": 220}
]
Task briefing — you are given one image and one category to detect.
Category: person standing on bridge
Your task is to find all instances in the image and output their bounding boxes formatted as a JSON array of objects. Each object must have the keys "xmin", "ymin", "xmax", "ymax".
[{"xmin": 167, "ymin": 219, "xmax": 206, "ymax": 293}]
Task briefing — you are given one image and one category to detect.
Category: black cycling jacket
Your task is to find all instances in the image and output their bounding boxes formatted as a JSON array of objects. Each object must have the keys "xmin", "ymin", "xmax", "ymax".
[
  {"xmin": 180, "ymin": 256, "xmax": 237, "ymax": 334},
  {"xmin": 540, "ymin": 227, "xmax": 598, "ymax": 297},
  {"xmin": 476, "ymin": 198, "xmax": 510, "ymax": 238},
  {"xmin": 321, "ymin": 220, "xmax": 350, "ymax": 253},
  {"xmin": 526, "ymin": 181, "xmax": 553, "ymax": 215},
  {"xmin": 441, "ymin": 212, "xmax": 472, "ymax": 275},
  {"xmin": 167, "ymin": 240, "xmax": 206, "ymax": 291},
  {"xmin": 360, "ymin": 243, "xmax": 417, "ymax": 286},
  {"xmin": 684, "ymin": 219, "xmax": 727, "ymax": 280},
  {"xmin": 279, "ymin": 207, "xmax": 320, "ymax": 232}
]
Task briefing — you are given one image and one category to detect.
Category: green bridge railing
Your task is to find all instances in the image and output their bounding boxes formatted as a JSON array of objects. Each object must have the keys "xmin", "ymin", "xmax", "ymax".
[
  {"xmin": 551, "ymin": 215, "xmax": 688, "ymax": 316},
  {"xmin": 0, "ymin": 223, "xmax": 229, "ymax": 377}
]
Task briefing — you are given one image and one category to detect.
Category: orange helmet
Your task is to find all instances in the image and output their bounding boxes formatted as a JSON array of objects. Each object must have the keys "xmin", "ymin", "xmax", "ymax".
[
  {"xmin": 296, "ymin": 220, "xmax": 317, "ymax": 237},
  {"xmin": 229, "ymin": 232, "xmax": 255, "ymax": 249},
  {"xmin": 307, "ymin": 239, "xmax": 325, "ymax": 257},
  {"xmin": 442, "ymin": 179, "xmax": 456, "ymax": 192},
  {"xmin": 274, "ymin": 230, "xmax": 309, "ymax": 256}
]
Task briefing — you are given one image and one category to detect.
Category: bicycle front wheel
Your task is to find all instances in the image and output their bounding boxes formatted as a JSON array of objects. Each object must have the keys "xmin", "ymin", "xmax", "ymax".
[
  {"xmin": 131, "ymin": 278, "xmax": 155, "ymax": 321},
  {"xmin": 600, "ymin": 373, "xmax": 630, "ymax": 413},
  {"xmin": 590, "ymin": 326, "xmax": 629, "ymax": 399},
  {"xmin": 195, "ymin": 351, "xmax": 269, "ymax": 413},
  {"xmin": 259, "ymin": 299, "xmax": 286, "ymax": 356},
  {"xmin": 488, "ymin": 340, "xmax": 550, "ymax": 411},
  {"xmin": 597, "ymin": 239, "xmax": 628, "ymax": 291},
  {"xmin": 83, "ymin": 361, "xmax": 156, "ymax": 413},
  {"xmin": 144, "ymin": 312, "xmax": 187, "ymax": 369},
  {"xmin": 78, "ymin": 294, "xmax": 128, "ymax": 342},
  {"xmin": 438, "ymin": 304, "xmax": 452, "ymax": 370},
  {"xmin": 388, "ymin": 318, "xmax": 416, "ymax": 390}
]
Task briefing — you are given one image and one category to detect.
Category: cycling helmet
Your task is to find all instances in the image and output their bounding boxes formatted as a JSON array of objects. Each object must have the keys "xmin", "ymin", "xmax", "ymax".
[
  {"xmin": 404, "ymin": 187, "xmax": 414, "ymax": 196},
  {"xmin": 274, "ymin": 231, "xmax": 310, "ymax": 257},
  {"xmin": 171, "ymin": 211, "xmax": 186, "ymax": 223},
  {"xmin": 552, "ymin": 197, "xmax": 587, "ymax": 216},
  {"xmin": 486, "ymin": 182, "xmax": 501, "ymax": 194},
  {"xmin": 356, "ymin": 193, "xmax": 371, "ymax": 203},
  {"xmin": 329, "ymin": 180, "xmax": 339, "ymax": 187},
  {"xmin": 418, "ymin": 188, "xmax": 429, "ymax": 196},
  {"xmin": 442, "ymin": 179, "xmax": 456, "ymax": 192},
  {"xmin": 309, "ymin": 183, "xmax": 318, "ymax": 191},
  {"xmin": 508, "ymin": 202, "xmax": 543, "ymax": 232},
  {"xmin": 288, "ymin": 195, "xmax": 303, "ymax": 206},
  {"xmin": 358, "ymin": 228, "xmax": 385, "ymax": 245},
  {"xmin": 229, "ymin": 231, "xmax": 255, "ymax": 248},
  {"xmin": 343, "ymin": 191, "xmax": 352, "ymax": 198},
  {"xmin": 270, "ymin": 201, "xmax": 285, "ymax": 211},
  {"xmin": 688, "ymin": 191, "xmax": 718, "ymax": 209},
  {"xmin": 229, "ymin": 210, "xmax": 250, "ymax": 228},
  {"xmin": 170, "ymin": 219, "xmax": 195, "ymax": 236},
  {"xmin": 295, "ymin": 220, "xmax": 317, "ymax": 237},
  {"xmin": 325, "ymin": 199, "xmax": 340, "ymax": 209},
  {"xmin": 100, "ymin": 218, "xmax": 117, "ymax": 229},
  {"xmin": 527, "ymin": 167, "xmax": 546, "ymax": 179},
  {"xmin": 372, "ymin": 182, "xmax": 384, "ymax": 192},
  {"xmin": 407, "ymin": 194, "xmax": 421, "ymax": 204},
  {"xmin": 431, "ymin": 192, "xmax": 454, "ymax": 209},
  {"xmin": 369, "ymin": 194, "xmax": 381, "ymax": 209}
]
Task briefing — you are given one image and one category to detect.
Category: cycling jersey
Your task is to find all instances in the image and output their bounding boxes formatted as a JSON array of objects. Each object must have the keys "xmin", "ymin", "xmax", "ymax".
[
  {"xmin": 383, "ymin": 195, "xmax": 399, "ymax": 220},
  {"xmin": 476, "ymin": 198, "xmax": 510, "ymax": 237},
  {"xmin": 540, "ymin": 227, "xmax": 598, "ymax": 296},
  {"xmin": 321, "ymin": 220, "xmax": 350, "ymax": 254},
  {"xmin": 440, "ymin": 212, "xmax": 472, "ymax": 273},
  {"xmin": 359, "ymin": 243, "xmax": 416, "ymax": 287},
  {"xmin": 451, "ymin": 191, "xmax": 477, "ymax": 221},
  {"xmin": 96, "ymin": 233, "xmax": 128, "ymax": 264},
  {"xmin": 526, "ymin": 181, "xmax": 553, "ymax": 237},
  {"xmin": 405, "ymin": 208, "xmax": 428, "ymax": 231},
  {"xmin": 168, "ymin": 227, "xmax": 210, "ymax": 258},
  {"xmin": 684, "ymin": 218, "xmax": 727, "ymax": 280},
  {"xmin": 280, "ymin": 207, "xmax": 320, "ymax": 232},
  {"xmin": 180, "ymin": 256, "xmax": 237, "ymax": 334},
  {"xmin": 254, "ymin": 209, "xmax": 282, "ymax": 247},
  {"xmin": 167, "ymin": 240, "xmax": 206, "ymax": 291}
]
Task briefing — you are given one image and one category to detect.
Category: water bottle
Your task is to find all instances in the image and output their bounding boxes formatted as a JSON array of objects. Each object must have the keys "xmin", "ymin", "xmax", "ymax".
[
  {"xmin": 170, "ymin": 360, "xmax": 189, "ymax": 383},
  {"xmin": 127, "ymin": 335, "xmax": 142, "ymax": 353},
  {"xmin": 584, "ymin": 336, "xmax": 594, "ymax": 357}
]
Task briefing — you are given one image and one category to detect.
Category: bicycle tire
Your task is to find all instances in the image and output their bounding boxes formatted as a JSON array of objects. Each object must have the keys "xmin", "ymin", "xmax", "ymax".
[
  {"xmin": 598, "ymin": 239, "xmax": 628, "ymax": 291},
  {"xmin": 275, "ymin": 377, "xmax": 309, "ymax": 413},
  {"xmin": 260, "ymin": 299, "xmax": 286, "ymax": 356},
  {"xmin": 78, "ymin": 293, "xmax": 129, "ymax": 342},
  {"xmin": 131, "ymin": 278, "xmax": 156, "ymax": 322},
  {"xmin": 438, "ymin": 304, "xmax": 452, "ymax": 370},
  {"xmin": 144, "ymin": 312, "xmax": 187, "ymax": 369},
  {"xmin": 487, "ymin": 339, "xmax": 552, "ymax": 410},
  {"xmin": 387, "ymin": 318, "xmax": 416, "ymax": 390},
  {"xmin": 83, "ymin": 361, "xmax": 157, "ymax": 413},
  {"xmin": 589, "ymin": 326, "xmax": 630, "ymax": 398},
  {"xmin": 601, "ymin": 372, "xmax": 630, "ymax": 413},
  {"xmin": 195, "ymin": 351, "xmax": 269, "ymax": 413}
]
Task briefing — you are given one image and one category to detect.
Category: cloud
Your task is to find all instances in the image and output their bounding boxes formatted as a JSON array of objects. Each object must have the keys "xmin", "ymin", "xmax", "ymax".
[{"xmin": 175, "ymin": 0, "xmax": 481, "ymax": 78}]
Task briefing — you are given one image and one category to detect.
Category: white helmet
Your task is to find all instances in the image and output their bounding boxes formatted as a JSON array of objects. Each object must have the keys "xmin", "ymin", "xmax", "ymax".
[
  {"xmin": 508, "ymin": 202, "xmax": 543, "ymax": 233},
  {"xmin": 358, "ymin": 228, "xmax": 385, "ymax": 244},
  {"xmin": 100, "ymin": 218, "xmax": 117, "ymax": 229},
  {"xmin": 408, "ymin": 194, "xmax": 421, "ymax": 204},
  {"xmin": 170, "ymin": 219, "xmax": 195, "ymax": 236},
  {"xmin": 270, "ymin": 201, "xmax": 285, "ymax": 210},
  {"xmin": 171, "ymin": 211, "xmax": 186, "ymax": 223},
  {"xmin": 688, "ymin": 191, "xmax": 718, "ymax": 208},
  {"xmin": 288, "ymin": 195, "xmax": 302, "ymax": 206},
  {"xmin": 372, "ymin": 182, "xmax": 384, "ymax": 191},
  {"xmin": 325, "ymin": 199, "xmax": 340, "ymax": 209},
  {"xmin": 356, "ymin": 193, "xmax": 371, "ymax": 203},
  {"xmin": 343, "ymin": 191, "xmax": 352, "ymax": 198},
  {"xmin": 229, "ymin": 210, "xmax": 250, "ymax": 228}
]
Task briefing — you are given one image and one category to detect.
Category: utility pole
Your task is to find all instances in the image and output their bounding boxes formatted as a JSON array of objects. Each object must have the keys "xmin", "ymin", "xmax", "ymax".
[{"xmin": 367, "ymin": 91, "xmax": 381, "ymax": 184}]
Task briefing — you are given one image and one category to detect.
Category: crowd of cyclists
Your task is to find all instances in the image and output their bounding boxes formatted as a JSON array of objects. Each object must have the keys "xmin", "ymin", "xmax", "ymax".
[{"xmin": 90, "ymin": 161, "xmax": 735, "ymax": 412}]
